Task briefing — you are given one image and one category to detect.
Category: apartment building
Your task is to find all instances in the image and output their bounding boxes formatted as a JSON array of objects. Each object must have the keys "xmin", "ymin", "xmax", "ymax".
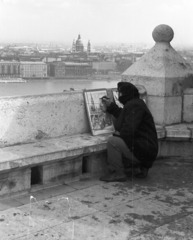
[
  {"xmin": 50, "ymin": 62, "xmax": 92, "ymax": 78},
  {"xmin": 0, "ymin": 61, "xmax": 20, "ymax": 77},
  {"xmin": 92, "ymin": 61, "xmax": 117, "ymax": 74},
  {"xmin": 20, "ymin": 61, "xmax": 47, "ymax": 79}
]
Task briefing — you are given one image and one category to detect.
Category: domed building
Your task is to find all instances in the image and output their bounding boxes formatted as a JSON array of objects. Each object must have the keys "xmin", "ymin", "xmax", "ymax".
[
  {"xmin": 72, "ymin": 34, "xmax": 91, "ymax": 53},
  {"xmin": 76, "ymin": 34, "xmax": 84, "ymax": 52}
]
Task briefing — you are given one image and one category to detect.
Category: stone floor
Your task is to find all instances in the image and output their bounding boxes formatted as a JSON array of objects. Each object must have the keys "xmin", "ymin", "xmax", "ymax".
[{"xmin": 0, "ymin": 157, "xmax": 193, "ymax": 240}]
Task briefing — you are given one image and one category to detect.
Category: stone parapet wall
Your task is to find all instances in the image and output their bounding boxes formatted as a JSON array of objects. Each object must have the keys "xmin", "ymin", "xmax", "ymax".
[
  {"xmin": 1, "ymin": 87, "xmax": 193, "ymax": 148},
  {"xmin": 0, "ymin": 91, "xmax": 89, "ymax": 147}
]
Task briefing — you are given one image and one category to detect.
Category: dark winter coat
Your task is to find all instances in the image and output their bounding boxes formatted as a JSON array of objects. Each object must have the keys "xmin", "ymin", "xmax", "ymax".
[{"xmin": 107, "ymin": 96, "xmax": 158, "ymax": 168}]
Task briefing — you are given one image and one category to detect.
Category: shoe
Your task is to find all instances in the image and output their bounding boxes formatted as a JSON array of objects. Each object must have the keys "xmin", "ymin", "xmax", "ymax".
[
  {"xmin": 124, "ymin": 166, "xmax": 140, "ymax": 177},
  {"xmin": 134, "ymin": 167, "xmax": 148, "ymax": 179},
  {"xmin": 122, "ymin": 157, "xmax": 140, "ymax": 168},
  {"xmin": 99, "ymin": 173, "xmax": 127, "ymax": 182}
]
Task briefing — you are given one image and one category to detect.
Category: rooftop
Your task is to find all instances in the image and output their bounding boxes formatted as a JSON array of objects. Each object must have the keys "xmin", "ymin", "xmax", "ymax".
[
  {"xmin": 20, "ymin": 61, "xmax": 46, "ymax": 64},
  {"xmin": 0, "ymin": 157, "xmax": 193, "ymax": 239}
]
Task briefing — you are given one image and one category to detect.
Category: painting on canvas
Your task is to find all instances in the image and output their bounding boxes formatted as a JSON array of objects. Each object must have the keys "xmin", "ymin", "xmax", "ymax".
[{"xmin": 84, "ymin": 89, "xmax": 114, "ymax": 135}]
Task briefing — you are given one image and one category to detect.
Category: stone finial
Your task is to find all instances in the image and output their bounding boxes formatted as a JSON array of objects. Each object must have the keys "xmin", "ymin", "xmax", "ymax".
[
  {"xmin": 122, "ymin": 24, "xmax": 193, "ymax": 125},
  {"xmin": 152, "ymin": 24, "xmax": 174, "ymax": 43}
]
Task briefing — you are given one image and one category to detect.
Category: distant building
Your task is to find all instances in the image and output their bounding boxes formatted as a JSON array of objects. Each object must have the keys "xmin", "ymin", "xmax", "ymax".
[
  {"xmin": 43, "ymin": 57, "xmax": 62, "ymax": 76},
  {"xmin": 72, "ymin": 35, "xmax": 91, "ymax": 54},
  {"xmin": 20, "ymin": 61, "xmax": 47, "ymax": 79},
  {"xmin": 87, "ymin": 41, "xmax": 91, "ymax": 53},
  {"xmin": 92, "ymin": 61, "xmax": 117, "ymax": 74},
  {"xmin": 52, "ymin": 61, "xmax": 92, "ymax": 78},
  {"xmin": 42, "ymin": 56, "xmax": 62, "ymax": 63},
  {"xmin": 0, "ymin": 61, "xmax": 20, "ymax": 77}
]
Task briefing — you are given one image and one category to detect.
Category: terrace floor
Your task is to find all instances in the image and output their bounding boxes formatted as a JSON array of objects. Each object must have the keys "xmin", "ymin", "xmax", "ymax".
[{"xmin": 0, "ymin": 157, "xmax": 193, "ymax": 240}]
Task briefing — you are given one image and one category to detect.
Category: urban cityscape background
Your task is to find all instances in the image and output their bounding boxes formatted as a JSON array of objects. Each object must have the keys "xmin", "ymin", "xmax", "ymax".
[{"xmin": 0, "ymin": 0, "xmax": 193, "ymax": 96}]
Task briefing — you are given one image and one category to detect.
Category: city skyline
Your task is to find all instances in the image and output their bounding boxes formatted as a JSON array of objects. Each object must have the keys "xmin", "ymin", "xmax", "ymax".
[{"xmin": 0, "ymin": 0, "xmax": 193, "ymax": 48}]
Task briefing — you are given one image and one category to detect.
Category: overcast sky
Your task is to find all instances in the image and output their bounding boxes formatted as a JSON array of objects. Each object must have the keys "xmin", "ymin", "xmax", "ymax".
[{"xmin": 0, "ymin": 0, "xmax": 192, "ymax": 47}]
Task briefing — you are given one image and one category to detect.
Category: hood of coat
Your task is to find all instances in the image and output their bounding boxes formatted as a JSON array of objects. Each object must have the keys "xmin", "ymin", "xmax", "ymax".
[{"xmin": 117, "ymin": 82, "xmax": 139, "ymax": 105}]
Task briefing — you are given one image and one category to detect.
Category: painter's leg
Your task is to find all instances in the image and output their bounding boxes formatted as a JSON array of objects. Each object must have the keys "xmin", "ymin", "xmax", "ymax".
[
  {"xmin": 100, "ymin": 136, "xmax": 140, "ymax": 182},
  {"xmin": 106, "ymin": 136, "xmax": 140, "ymax": 173}
]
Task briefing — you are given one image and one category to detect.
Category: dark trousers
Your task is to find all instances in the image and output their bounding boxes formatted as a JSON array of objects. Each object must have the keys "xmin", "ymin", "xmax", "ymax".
[{"xmin": 107, "ymin": 136, "xmax": 140, "ymax": 174}]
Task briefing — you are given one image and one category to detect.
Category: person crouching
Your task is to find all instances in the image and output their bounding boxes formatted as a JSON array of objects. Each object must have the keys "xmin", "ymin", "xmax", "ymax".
[{"xmin": 100, "ymin": 82, "xmax": 158, "ymax": 182}]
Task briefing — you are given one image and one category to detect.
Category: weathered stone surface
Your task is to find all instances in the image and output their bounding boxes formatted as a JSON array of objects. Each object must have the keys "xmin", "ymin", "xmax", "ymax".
[
  {"xmin": 156, "ymin": 125, "xmax": 165, "ymax": 139},
  {"xmin": 54, "ymin": 212, "xmax": 130, "ymax": 240},
  {"xmin": 152, "ymin": 24, "xmax": 174, "ymax": 43},
  {"xmin": 183, "ymin": 88, "xmax": 193, "ymax": 123},
  {"xmin": 19, "ymin": 196, "xmax": 96, "ymax": 227},
  {"xmin": 0, "ymin": 126, "xmax": 173, "ymax": 175},
  {"xmin": 165, "ymin": 124, "xmax": 191, "ymax": 140},
  {"xmin": 148, "ymin": 96, "xmax": 182, "ymax": 125},
  {"xmin": 122, "ymin": 24, "xmax": 193, "ymax": 126},
  {"xmin": 187, "ymin": 127, "xmax": 193, "ymax": 140},
  {"xmin": 1, "ymin": 160, "xmax": 193, "ymax": 240},
  {"xmin": 0, "ymin": 128, "xmax": 192, "ymax": 197},
  {"xmin": 0, "ymin": 207, "xmax": 46, "ymax": 239},
  {"xmin": 18, "ymin": 228, "xmax": 64, "ymax": 240},
  {"xmin": 159, "ymin": 141, "xmax": 193, "ymax": 158},
  {"xmin": 68, "ymin": 177, "xmax": 101, "ymax": 190},
  {"xmin": 14, "ymin": 184, "xmax": 75, "ymax": 205},
  {"xmin": 42, "ymin": 157, "xmax": 82, "ymax": 184},
  {"xmin": 0, "ymin": 168, "xmax": 30, "ymax": 196},
  {"xmin": 135, "ymin": 214, "xmax": 193, "ymax": 239},
  {"xmin": 0, "ymin": 197, "xmax": 23, "ymax": 211},
  {"xmin": 0, "ymin": 133, "xmax": 110, "ymax": 171},
  {"xmin": 85, "ymin": 152, "xmax": 107, "ymax": 176},
  {"xmin": 0, "ymin": 91, "xmax": 89, "ymax": 147},
  {"xmin": 122, "ymin": 44, "xmax": 193, "ymax": 82},
  {"xmin": 67, "ymin": 182, "xmax": 154, "ymax": 212}
]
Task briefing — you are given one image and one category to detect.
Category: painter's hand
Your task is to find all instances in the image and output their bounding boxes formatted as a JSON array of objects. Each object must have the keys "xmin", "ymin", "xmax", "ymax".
[
  {"xmin": 113, "ymin": 131, "xmax": 120, "ymax": 137},
  {"xmin": 101, "ymin": 96, "xmax": 112, "ymax": 107}
]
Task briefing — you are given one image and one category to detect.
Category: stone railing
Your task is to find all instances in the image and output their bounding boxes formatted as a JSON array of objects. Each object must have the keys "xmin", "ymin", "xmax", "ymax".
[{"xmin": 0, "ymin": 91, "xmax": 89, "ymax": 147}]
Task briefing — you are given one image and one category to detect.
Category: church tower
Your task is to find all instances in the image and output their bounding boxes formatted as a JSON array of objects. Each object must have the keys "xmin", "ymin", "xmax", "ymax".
[
  {"xmin": 87, "ymin": 40, "xmax": 91, "ymax": 53},
  {"xmin": 72, "ymin": 40, "xmax": 76, "ymax": 53}
]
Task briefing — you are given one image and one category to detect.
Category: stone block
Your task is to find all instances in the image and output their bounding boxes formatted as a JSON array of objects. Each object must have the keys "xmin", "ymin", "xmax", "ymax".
[
  {"xmin": 156, "ymin": 125, "xmax": 166, "ymax": 139},
  {"xmin": 123, "ymin": 76, "xmax": 165, "ymax": 96},
  {"xmin": 183, "ymin": 90, "xmax": 193, "ymax": 123},
  {"xmin": 84, "ymin": 152, "xmax": 107, "ymax": 176},
  {"xmin": 0, "ymin": 168, "xmax": 30, "ymax": 196},
  {"xmin": 123, "ymin": 76, "xmax": 190, "ymax": 97},
  {"xmin": 148, "ymin": 95, "xmax": 182, "ymax": 125},
  {"xmin": 165, "ymin": 124, "xmax": 191, "ymax": 140},
  {"xmin": 42, "ymin": 157, "xmax": 82, "ymax": 185},
  {"xmin": 185, "ymin": 123, "xmax": 193, "ymax": 140},
  {"xmin": 164, "ymin": 96, "xmax": 182, "ymax": 125},
  {"xmin": 158, "ymin": 140, "xmax": 193, "ymax": 158}
]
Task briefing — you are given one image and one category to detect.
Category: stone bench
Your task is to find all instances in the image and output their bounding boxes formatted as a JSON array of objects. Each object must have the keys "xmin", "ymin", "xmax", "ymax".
[
  {"xmin": 0, "ymin": 133, "xmax": 112, "ymax": 196},
  {"xmin": 1, "ymin": 123, "xmax": 191, "ymax": 197},
  {"xmin": 0, "ymin": 126, "xmax": 162, "ymax": 196}
]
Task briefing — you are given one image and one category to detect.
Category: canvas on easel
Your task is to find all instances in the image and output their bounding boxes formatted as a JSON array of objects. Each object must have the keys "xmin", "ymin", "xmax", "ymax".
[{"xmin": 84, "ymin": 89, "xmax": 114, "ymax": 135}]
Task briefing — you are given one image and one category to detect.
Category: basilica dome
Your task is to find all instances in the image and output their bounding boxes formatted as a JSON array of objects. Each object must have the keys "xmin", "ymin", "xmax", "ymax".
[{"xmin": 75, "ymin": 34, "xmax": 84, "ymax": 52}]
